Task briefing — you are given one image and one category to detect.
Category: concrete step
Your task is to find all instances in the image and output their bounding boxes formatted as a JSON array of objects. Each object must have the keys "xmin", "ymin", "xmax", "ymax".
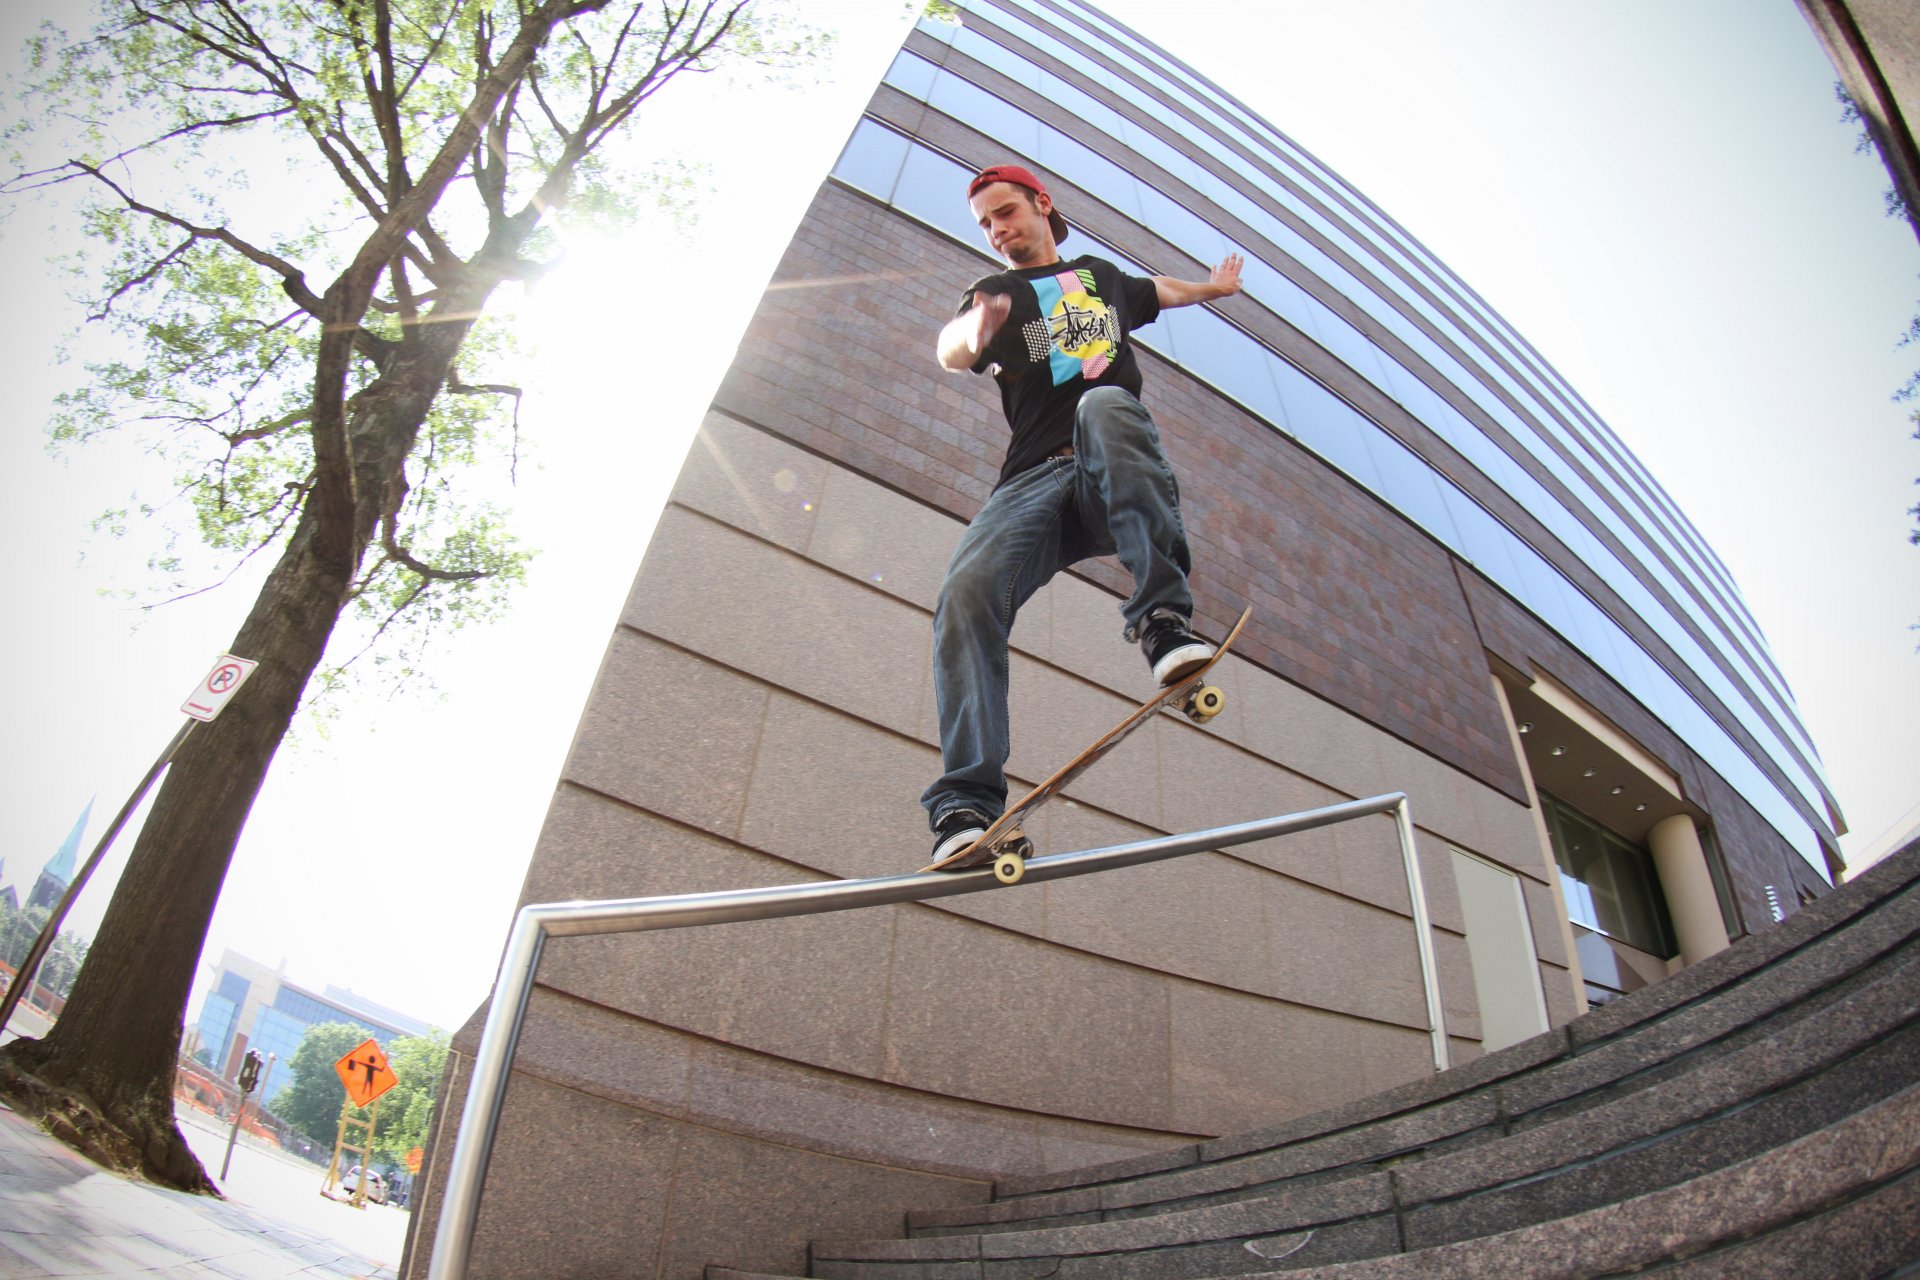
[
  {"xmin": 1237, "ymin": 1079, "xmax": 1920, "ymax": 1280},
  {"xmin": 715, "ymin": 844, "xmax": 1920, "ymax": 1279},
  {"xmin": 808, "ymin": 1080, "xmax": 1920, "ymax": 1278},
  {"xmin": 902, "ymin": 868, "xmax": 1920, "ymax": 1238},
  {"xmin": 812, "ymin": 944, "xmax": 1920, "ymax": 1275},
  {"xmin": 984, "ymin": 841, "xmax": 1920, "ymax": 1208},
  {"xmin": 1396, "ymin": 949, "xmax": 1920, "ymax": 1249}
]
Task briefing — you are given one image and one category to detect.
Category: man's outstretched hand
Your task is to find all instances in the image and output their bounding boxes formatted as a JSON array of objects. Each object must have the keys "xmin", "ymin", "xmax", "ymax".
[
  {"xmin": 1152, "ymin": 252, "xmax": 1246, "ymax": 309},
  {"xmin": 1209, "ymin": 253, "xmax": 1244, "ymax": 298}
]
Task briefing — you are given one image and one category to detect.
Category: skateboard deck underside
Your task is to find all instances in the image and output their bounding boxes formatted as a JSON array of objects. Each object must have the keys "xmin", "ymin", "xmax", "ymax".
[{"xmin": 922, "ymin": 605, "xmax": 1252, "ymax": 883}]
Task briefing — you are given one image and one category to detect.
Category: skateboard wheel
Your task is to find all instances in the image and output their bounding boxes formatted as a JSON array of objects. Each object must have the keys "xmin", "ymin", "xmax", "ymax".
[
  {"xmin": 992, "ymin": 851, "xmax": 1026, "ymax": 885},
  {"xmin": 1189, "ymin": 685, "xmax": 1225, "ymax": 721}
]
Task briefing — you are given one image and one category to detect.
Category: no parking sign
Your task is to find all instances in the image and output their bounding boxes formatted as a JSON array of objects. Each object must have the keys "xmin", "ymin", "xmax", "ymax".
[{"xmin": 180, "ymin": 654, "xmax": 259, "ymax": 722}]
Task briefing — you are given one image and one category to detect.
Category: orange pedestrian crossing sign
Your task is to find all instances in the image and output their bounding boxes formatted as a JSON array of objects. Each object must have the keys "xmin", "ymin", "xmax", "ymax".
[{"xmin": 334, "ymin": 1038, "xmax": 399, "ymax": 1109}]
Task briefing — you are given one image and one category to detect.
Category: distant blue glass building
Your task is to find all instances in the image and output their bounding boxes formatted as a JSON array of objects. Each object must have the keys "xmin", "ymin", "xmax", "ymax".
[{"xmin": 191, "ymin": 949, "xmax": 433, "ymax": 1105}]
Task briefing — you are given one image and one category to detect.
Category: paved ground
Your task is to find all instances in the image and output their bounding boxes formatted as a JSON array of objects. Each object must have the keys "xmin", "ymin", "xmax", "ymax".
[{"xmin": 0, "ymin": 1099, "xmax": 409, "ymax": 1278}]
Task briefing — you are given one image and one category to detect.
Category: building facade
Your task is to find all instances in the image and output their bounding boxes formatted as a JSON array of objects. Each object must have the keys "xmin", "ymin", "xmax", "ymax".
[
  {"xmin": 406, "ymin": 2, "xmax": 1843, "ymax": 1275},
  {"xmin": 192, "ymin": 949, "xmax": 434, "ymax": 1105}
]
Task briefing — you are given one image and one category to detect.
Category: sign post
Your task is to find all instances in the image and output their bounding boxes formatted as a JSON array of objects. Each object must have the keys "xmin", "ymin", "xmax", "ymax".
[
  {"xmin": 322, "ymin": 1038, "xmax": 402, "ymax": 1208},
  {"xmin": 219, "ymin": 1049, "xmax": 270, "ymax": 1181},
  {"xmin": 0, "ymin": 654, "xmax": 259, "ymax": 1038}
]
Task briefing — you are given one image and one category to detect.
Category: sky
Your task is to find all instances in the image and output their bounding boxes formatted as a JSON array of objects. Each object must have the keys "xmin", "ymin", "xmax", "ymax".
[{"xmin": 1, "ymin": 0, "xmax": 1916, "ymax": 1035}]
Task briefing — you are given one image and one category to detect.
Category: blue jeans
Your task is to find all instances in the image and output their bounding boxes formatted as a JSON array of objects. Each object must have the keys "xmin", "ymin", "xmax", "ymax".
[{"xmin": 922, "ymin": 386, "xmax": 1194, "ymax": 825}]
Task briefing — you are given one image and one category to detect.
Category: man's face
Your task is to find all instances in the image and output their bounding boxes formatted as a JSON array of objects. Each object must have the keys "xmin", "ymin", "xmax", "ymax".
[{"xmin": 969, "ymin": 180, "xmax": 1058, "ymax": 267}]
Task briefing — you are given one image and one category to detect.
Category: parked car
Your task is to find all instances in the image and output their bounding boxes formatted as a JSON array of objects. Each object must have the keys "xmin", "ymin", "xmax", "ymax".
[{"xmin": 341, "ymin": 1165, "xmax": 387, "ymax": 1204}]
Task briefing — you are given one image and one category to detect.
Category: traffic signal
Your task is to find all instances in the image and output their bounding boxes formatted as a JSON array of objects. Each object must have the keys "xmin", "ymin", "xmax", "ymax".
[{"xmin": 238, "ymin": 1049, "xmax": 263, "ymax": 1095}]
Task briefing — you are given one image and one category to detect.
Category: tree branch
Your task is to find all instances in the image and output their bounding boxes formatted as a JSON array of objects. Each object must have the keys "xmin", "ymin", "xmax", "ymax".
[
  {"xmin": 370, "ymin": 0, "xmax": 413, "ymax": 202},
  {"xmin": 321, "ymin": 100, "xmax": 393, "ymax": 216},
  {"xmin": 333, "ymin": 571, "xmax": 432, "ymax": 675},
  {"xmin": 448, "ymin": 375, "xmax": 525, "ymax": 483},
  {"xmin": 510, "ymin": 0, "xmax": 753, "ymax": 226},
  {"xmin": 225, "ymin": 407, "xmax": 311, "ymax": 447},
  {"xmin": 389, "ymin": 252, "xmax": 420, "ymax": 327},
  {"xmin": 128, "ymin": 0, "xmax": 281, "ymax": 88},
  {"xmin": 88, "ymin": 236, "xmax": 195, "ymax": 322},
  {"xmin": 79, "ymin": 106, "xmax": 296, "ymax": 176},
  {"xmin": 72, "ymin": 161, "xmax": 326, "ymax": 317},
  {"xmin": 138, "ymin": 476, "xmax": 310, "ymax": 609},
  {"xmin": 381, "ymin": 512, "xmax": 489, "ymax": 583},
  {"xmin": 391, "ymin": 0, "xmax": 460, "ymax": 102}
]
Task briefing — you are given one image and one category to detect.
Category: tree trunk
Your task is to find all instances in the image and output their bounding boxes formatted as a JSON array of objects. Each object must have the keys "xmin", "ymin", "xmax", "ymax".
[{"xmin": 0, "ymin": 282, "xmax": 491, "ymax": 1188}]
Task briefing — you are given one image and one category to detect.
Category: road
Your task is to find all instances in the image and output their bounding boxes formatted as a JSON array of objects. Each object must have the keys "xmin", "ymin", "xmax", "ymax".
[{"xmin": 175, "ymin": 1106, "xmax": 412, "ymax": 1268}]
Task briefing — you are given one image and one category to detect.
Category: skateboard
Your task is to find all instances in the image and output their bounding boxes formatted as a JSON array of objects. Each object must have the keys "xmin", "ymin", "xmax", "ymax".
[{"xmin": 920, "ymin": 606, "xmax": 1252, "ymax": 885}]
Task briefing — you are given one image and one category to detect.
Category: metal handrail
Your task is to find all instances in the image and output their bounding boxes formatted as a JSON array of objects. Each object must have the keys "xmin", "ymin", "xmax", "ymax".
[{"xmin": 425, "ymin": 792, "xmax": 1446, "ymax": 1279}]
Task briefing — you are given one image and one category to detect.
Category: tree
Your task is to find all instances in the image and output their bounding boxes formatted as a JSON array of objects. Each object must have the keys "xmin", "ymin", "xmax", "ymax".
[
  {"xmin": 38, "ymin": 931, "xmax": 91, "ymax": 1002},
  {"xmin": 0, "ymin": 0, "xmax": 815, "ymax": 1190},
  {"xmin": 269, "ymin": 1024, "xmax": 448, "ymax": 1172},
  {"xmin": 269, "ymin": 1021, "xmax": 372, "ymax": 1148},
  {"xmin": 0, "ymin": 903, "xmax": 39, "ymax": 970},
  {"xmin": 369, "ymin": 1030, "xmax": 450, "ymax": 1167},
  {"xmin": 0, "ymin": 903, "xmax": 89, "ymax": 1001}
]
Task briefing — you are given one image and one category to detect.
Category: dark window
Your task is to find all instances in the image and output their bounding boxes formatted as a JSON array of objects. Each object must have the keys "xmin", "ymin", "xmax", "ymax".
[
  {"xmin": 1700, "ymin": 825, "xmax": 1744, "ymax": 938},
  {"xmin": 1542, "ymin": 793, "xmax": 1677, "ymax": 959}
]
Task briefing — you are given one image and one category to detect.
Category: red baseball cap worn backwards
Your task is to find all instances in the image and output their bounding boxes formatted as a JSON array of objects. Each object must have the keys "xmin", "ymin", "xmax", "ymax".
[{"xmin": 967, "ymin": 164, "xmax": 1070, "ymax": 245}]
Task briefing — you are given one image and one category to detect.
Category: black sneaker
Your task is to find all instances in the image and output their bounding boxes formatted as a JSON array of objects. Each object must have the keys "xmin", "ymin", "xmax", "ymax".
[
  {"xmin": 1140, "ymin": 608, "xmax": 1215, "ymax": 685},
  {"xmin": 930, "ymin": 808, "xmax": 991, "ymax": 865}
]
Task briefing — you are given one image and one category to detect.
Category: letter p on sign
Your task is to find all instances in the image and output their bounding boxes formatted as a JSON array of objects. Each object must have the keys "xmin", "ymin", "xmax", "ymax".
[{"xmin": 181, "ymin": 655, "xmax": 259, "ymax": 722}]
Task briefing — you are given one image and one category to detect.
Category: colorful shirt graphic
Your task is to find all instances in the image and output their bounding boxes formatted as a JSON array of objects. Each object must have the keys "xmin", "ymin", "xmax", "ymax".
[
  {"xmin": 1028, "ymin": 267, "xmax": 1121, "ymax": 384},
  {"xmin": 959, "ymin": 255, "xmax": 1161, "ymax": 485}
]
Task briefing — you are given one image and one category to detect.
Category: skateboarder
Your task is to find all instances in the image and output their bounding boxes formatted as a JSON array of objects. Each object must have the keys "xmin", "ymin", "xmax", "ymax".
[{"xmin": 924, "ymin": 163, "xmax": 1244, "ymax": 865}]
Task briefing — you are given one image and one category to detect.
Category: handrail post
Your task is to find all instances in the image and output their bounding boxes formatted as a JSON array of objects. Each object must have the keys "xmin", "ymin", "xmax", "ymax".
[
  {"xmin": 1393, "ymin": 795, "xmax": 1451, "ymax": 1072},
  {"xmin": 425, "ymin": 907, "xmax": 547, "ymax": 1280}
]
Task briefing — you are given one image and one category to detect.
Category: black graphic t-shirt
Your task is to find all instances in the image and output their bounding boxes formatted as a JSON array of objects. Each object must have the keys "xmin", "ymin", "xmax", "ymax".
[{"xmin": 959, "ymin": 255, "xmax": 1161, "ymax": 485}]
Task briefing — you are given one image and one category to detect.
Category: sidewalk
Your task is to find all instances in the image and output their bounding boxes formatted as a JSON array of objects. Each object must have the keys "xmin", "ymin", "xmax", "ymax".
[{"xmin": 0, "ymin": 1102, "xmax": 401, "ymax": 1278}]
